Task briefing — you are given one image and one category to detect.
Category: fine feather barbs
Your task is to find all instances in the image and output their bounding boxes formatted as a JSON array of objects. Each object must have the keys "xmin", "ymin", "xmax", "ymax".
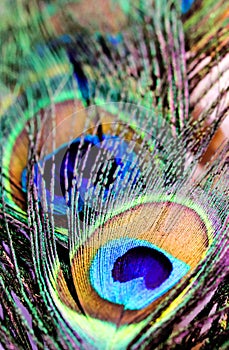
[{"xmin": 0, "ymin": 1, "xmax": 229, "ymax": 349}]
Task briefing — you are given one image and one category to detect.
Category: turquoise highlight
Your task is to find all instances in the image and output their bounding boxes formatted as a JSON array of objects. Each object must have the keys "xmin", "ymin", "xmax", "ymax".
[
  {"xmin": 181, "ymin": 0, "xmax": 195, "ymax": 13},
  {"xmin": 90, "ymin": 238, "xmax": 190, "ymax": 310}
]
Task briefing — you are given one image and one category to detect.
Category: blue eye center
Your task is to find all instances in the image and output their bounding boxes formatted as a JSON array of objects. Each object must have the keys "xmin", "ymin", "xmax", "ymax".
[
  {"xmin": 22, "ymin": 132, "xmax": 144, "ymax": 219},
  {"xmin": 59, "ymin": 135, "xmax": 119, "ymax": 202},
  {"xmin": 181, "ymin": 0, "xmax": 195, "ymax": 13},
  {"xmin": 90, "ymin": 238, "xmax": 190, "ymax": 310},
  {"xmin": 112, "ymin": 246, "xmax": 172, "ymax": 290}
]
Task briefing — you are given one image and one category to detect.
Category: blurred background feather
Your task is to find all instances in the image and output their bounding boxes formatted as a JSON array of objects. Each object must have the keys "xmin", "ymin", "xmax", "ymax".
[{"xmin": 0, "ymin": 0, "xmax": 229, "ymax": 349}]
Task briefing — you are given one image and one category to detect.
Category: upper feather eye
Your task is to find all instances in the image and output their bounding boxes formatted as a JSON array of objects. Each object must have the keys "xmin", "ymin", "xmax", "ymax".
[
  {"xmin": 31, "ymin": 126, "xmax": 145, "ymax": 229},
  {"xmin": 59, "ymin": 133, "xmax": 142, "ymax": 210},
  {"xmin": 18, "ymin": 103, "xmax": 157, "ymax": 238}
]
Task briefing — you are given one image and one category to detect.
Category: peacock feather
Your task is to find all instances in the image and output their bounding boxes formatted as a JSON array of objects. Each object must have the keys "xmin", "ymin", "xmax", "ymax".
[{"xmin": 0, "ymin": 0, "xmax": 228, "ymax": 349}]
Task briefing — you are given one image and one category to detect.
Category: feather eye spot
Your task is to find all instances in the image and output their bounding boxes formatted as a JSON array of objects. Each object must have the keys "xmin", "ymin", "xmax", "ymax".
[
  {"xmin": 59, "ymin": 133, "xmax": 141, "ymax": 208},
  {"xmin": 32, "ymin": 119, "xmax": 149, "ymax": 229},
  {"xmin": 111, "ymin": 246, "xmax": 173, "ymax": 290},
  {"xmin": 90, "ymin": 239, "xmax": 190, "ymax": 310}
]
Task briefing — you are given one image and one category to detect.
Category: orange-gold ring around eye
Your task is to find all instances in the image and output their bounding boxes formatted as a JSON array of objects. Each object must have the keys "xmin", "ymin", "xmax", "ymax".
[
  {"xmin": 8, "ymin": 99, "xmax": 147, "ymax": 213},
  {"xmin": 56, "ymin": 200, "xmax": 210, "ymax": 325}
]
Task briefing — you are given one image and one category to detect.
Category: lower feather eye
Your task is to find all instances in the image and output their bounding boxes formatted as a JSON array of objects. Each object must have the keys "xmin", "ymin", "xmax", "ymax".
[
  {"xmin": 90, "ymin": 238, "xmax": 189, "ymax": 310},
  {"xmin": 68, "ymin": 198, "xmax": 213, "ymax": 323}
]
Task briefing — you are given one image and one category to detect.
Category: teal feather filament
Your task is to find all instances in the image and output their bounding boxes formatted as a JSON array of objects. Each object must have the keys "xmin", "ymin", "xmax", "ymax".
[{"xmin": 0, "ymin": 0, "xmax": 229, "ymax": 349}]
